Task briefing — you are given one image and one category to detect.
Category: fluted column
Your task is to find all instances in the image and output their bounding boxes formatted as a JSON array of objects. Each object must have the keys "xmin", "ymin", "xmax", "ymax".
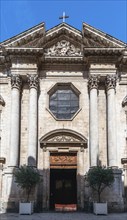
[
  {"xmin": 28, "ymin": 75, "xmax": 39, "ymax": 166},
  {"xmin": 10, "ymin": 75, "xmax": 22, "ymax": 167},
  {"xmin": 88, "ymin": 75, "xmax": 99, "ymax": 167},
  {"xmin": 106, "ymin": 75, "xmax": 117, "ymax": 167}
]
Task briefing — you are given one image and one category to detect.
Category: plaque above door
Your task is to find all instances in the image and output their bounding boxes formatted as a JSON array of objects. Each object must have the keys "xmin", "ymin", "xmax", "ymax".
[{"xmin": 50, "ymin": 152, "xmax": 77, "ymax": 169}]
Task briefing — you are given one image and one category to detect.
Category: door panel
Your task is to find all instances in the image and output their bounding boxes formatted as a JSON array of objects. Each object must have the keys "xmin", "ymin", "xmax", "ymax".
[{"xmin": 50, "ymin": 169, "xmax": 77, "ymax": 210}]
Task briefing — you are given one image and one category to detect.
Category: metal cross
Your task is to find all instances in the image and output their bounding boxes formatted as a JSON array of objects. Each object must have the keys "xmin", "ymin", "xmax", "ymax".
[{"xmin": 59, "ymin": 12, "xmax": 69, "ymax": 23}]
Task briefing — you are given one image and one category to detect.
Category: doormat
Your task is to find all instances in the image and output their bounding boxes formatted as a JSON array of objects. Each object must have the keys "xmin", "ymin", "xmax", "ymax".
[{"xmin": 55, "ymin": 204, "xmax": 77, "ymax": 211}]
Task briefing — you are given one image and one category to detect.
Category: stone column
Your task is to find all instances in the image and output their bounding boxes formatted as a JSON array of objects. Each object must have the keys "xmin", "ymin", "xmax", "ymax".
[
  {"xmin": 28, "ymin": 75, "xmax": 39, "ymax": 166},
  {"xmin": 106, "ymin": 75, "xmax": 117, "ymax": 167},
  {"xmin": 10, "ymin": 75, "xmax": 22, "ymax": 167},
  {"xmin": 88, "ymin": 75, "xmax": 99, "ymax": 167}
]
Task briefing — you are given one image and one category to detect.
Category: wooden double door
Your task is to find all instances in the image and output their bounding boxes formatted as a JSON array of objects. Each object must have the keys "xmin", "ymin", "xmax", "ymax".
[{"xmin": 50, "ymin": 168, "xmax": 77, "ymax": 210}]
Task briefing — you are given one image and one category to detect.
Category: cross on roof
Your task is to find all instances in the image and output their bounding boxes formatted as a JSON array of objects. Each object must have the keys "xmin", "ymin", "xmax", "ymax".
[{"xmin": 59, "ymin": 12, "xmax": 69, "ymax": 23}]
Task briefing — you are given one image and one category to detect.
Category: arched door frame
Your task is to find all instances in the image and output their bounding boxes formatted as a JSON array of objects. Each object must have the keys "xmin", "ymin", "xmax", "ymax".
[{"xmin": 39, "ymin": 129, "xmax": 88, "ymax": 211}]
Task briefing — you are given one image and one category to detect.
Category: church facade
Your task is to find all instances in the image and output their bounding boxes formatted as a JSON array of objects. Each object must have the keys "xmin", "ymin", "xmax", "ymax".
[{"xmin": 0, "ymin": 22, "xmax": 127, "ymax": 213}]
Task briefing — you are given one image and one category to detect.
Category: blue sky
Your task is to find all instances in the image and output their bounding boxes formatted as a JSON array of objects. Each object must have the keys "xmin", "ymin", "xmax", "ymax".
[{"xmin": 0, "ymin": 0, "xmax": 127, "ymax": 43}]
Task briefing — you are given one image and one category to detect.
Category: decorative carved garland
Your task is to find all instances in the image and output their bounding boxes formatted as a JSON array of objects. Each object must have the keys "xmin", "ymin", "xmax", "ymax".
[
  {"xmin": 45, "ymin": 40, "xmax": 82, "ymax": 56},
  {"xmin": 50, "ymin": 153, "xmax": 77, "ymax": 167}
]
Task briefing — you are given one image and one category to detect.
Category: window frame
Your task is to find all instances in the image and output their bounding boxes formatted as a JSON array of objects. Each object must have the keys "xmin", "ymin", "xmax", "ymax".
[{"xmin": 47, "ymin": 83, "xmax": 81, "ymax": 121}]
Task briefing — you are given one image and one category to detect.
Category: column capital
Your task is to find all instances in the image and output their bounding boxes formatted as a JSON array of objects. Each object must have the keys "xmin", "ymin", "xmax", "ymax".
[
  {"xmin": 28, "ymin": 74, "xmax": 39, "ymax": 89},
  {"xmin": 106, "ymin": 75, "xmax": 117, "ymax": 91},
  {"xmin": 11, "ymin": 75, "xmax": 22, "ymax": 90},
  {"xmin": 88, "ymin": 75, "xmax": 100, "ymax": 91}
]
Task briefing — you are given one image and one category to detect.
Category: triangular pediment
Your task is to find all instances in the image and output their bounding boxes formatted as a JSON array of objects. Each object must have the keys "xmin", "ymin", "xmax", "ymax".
[
  {"xmin": 15, "ymin": 23, "xmax": 83, "ymax": 49},
  {"xmin": 0, "ymin": 22, "xmax": 126, "ymax": 51},
  {"xmin": 82, "ymin": 22, "xmax": 126, "ymax": 48},
  {"xmin": 0, "ymin": 22, "xmax": 45, "ymax": 48}
]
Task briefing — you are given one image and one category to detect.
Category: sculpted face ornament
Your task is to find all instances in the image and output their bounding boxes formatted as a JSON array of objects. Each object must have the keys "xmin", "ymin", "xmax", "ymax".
[
  {"xmin": 27, "ymin": 74, "xmax": 39, "ymax": 89},
  {"xmin": 106, "ymin": 75, "xmax": 117, "ymax": 91},
  {"xmin": 45, "ymin": 40, "xmax": 82, "ymax": 56},
  {"xmin": 88, "ymin": 75, "xmax": 100, "ymax": 91}
]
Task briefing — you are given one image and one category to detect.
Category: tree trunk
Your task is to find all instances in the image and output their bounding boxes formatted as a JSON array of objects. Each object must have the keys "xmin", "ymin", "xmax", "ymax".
[
  {"xmin": 98, "ymin": 191, "xmax": 101, "ymax": 203},
  {"xmin": 26, "ymin": 188, "xmax": 31, "ymax": 202}
]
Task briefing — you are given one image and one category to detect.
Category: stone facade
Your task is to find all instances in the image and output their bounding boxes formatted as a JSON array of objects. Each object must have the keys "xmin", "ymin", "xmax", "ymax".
[{"xmin": 0, "ymin": 22, "xmax": 127, "ymax": 213}]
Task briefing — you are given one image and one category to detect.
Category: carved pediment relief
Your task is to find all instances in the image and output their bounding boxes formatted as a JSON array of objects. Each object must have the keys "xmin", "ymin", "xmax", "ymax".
[
  {"xmin": 44, "ymin": 40, "xmax": 82, "ymax": 56},
  {"xmin": 46, "ymin": 135, "xmax": 81, "ymax": 143},
  {"xmin": 20, "ymin": 36, "xmax": 44, "ymax": 48},
  {"xmin": 40, "ymin": 129, "xmax": 87, "ymax": 146},
  {"xmin": 83, "ymin": 35, "xmax": 108, "ymax": 47},
  {"xmin": 11, "ymin": 35, "xmax": 113, "ymax": 49}
]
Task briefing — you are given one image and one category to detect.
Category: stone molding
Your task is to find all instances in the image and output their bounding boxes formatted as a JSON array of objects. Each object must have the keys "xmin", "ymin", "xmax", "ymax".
[
  {"xmin": 106, "ymin": 75, "xmax": 117, "ymax": 91},
  {"xmin": 45, "ymin": 40, "xmax": 82, "ymax": 56},
  {"xmin": 88, "ymin": 75, "xmax": 100, "ymax": 91},
  {"xmin": 28, "ymin": 74, "xmax": 39, "ymax": 89},
  {"xmin": 11, "ymin": 75, "xmax": 22, "ymax": 90}
]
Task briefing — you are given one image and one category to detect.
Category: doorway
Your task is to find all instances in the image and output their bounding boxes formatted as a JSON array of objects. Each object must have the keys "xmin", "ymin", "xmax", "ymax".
[{"xmin": 50, "ymin": 169, "xmax": 77, "ymax": 211}]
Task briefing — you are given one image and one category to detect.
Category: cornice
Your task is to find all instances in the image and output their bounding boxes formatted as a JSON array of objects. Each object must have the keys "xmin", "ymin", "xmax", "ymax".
[
  {"xmin": 83, "ymin": 47, "xmax": 125, "ymax": 56},
  {"xmin": 43, "ymin": 56, "xmax": 84, "ymax": 64},
  {"xmin": 1, "ymin": 47, "xmax": 44, "ymax": 55},
  {"xmin": 0, "ymin": 45, "xmax": 127, "ymax": 67}
]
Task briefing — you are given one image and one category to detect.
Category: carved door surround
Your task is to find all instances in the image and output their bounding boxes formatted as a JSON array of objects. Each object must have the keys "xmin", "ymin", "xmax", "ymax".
[{"xmin": 40, "ymin": 129, "xmax": 87, "ymax": 211}]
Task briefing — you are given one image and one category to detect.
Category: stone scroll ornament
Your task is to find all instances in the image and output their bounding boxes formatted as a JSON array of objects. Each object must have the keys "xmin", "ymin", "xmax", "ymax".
[
  {"xmin": 44, "ymin": 40, "xmax": 82, "ymax": 56},
  {"xmin": 0, "ymin": 95, "xmax": 5, "ymax": 106},
  {"xmin": 88, "ymin": 75, "xmax": 100, "ymax": 91},
  {"xmin": 122, "ymin": 95, "xmax": 127, "ymax": 107},
  {"xmin": 106, "ymin": 75, "xmax": 117, "ymax": 91},
  {"xmin": 27, "ymin": 74, "xmax": 39, "ymax": 89},
  {"xmin": 11, "ymin": 75, "xmax": 22, "ymax": 90}
]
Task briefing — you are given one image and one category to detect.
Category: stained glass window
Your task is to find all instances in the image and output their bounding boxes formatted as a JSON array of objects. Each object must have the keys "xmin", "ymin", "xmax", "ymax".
[{"xmin": 49, "ymin": 85, "xmax": 79, "ymax": 119}]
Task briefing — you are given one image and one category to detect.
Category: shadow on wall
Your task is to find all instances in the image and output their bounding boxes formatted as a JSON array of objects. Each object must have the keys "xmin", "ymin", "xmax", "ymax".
[
  {"xmin": 123, "ymin": 168, "xmax": 127, "ymax": 212},
  {"xmin": 0, "ymin": 156, "xmax": 126, "ymax": 213},
  {"xmin": 1, "ymin": 157, "xmax": 43, "ymax": 213},
  {"xmin": 2, "ymin": 156, "xmax": 86, "ymax": 213}
]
